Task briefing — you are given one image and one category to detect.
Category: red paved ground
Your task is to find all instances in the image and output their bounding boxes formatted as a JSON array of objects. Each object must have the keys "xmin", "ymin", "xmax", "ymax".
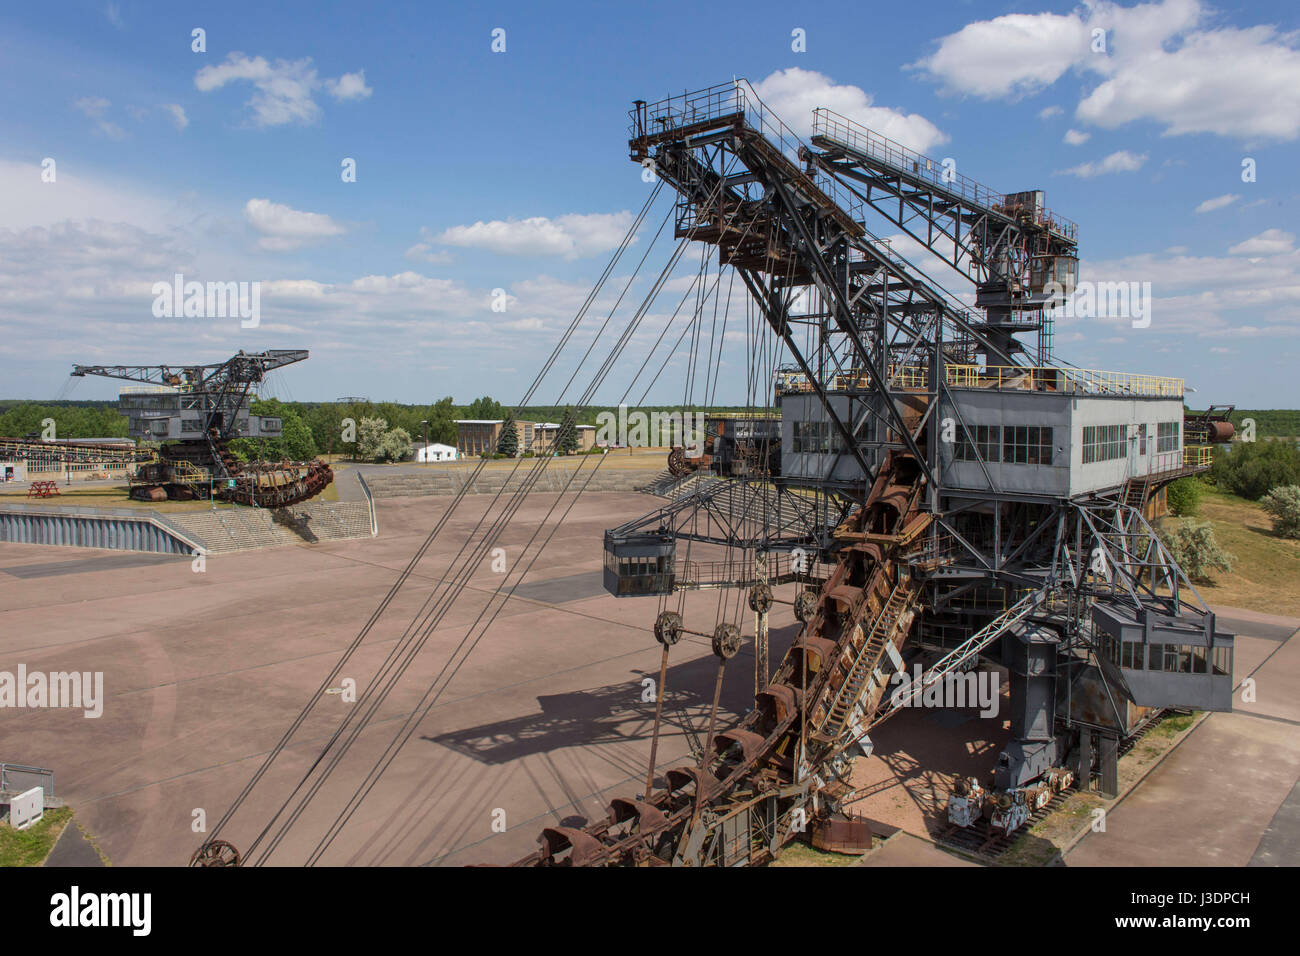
[
  {"xmin": 0, "ymin": 493, "xmax": 794, "ymax": 866},
  {"xmin": 4, "ymin": 492, "xmax": 1292, "ymax": 867}
]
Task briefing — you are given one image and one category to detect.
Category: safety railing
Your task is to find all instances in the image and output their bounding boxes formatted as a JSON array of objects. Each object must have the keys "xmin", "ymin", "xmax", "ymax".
[
  {"xmin": 1, "ymin": 763, "xmax": 54, "ymax": 799},
  {"xmin": 944, "ymin": 364, "xmax": 1183, "ymax": 398},
  {"xmin": 631, "ymin": 80, "xmax": 865, "ymax": 227},
  {"xmin": 775, "ymin": 364, "xmax": 932, "ymax": 395},
  {"xmin": 811, "ymin": 108, "xmax": 1078, "ymax": 241}
]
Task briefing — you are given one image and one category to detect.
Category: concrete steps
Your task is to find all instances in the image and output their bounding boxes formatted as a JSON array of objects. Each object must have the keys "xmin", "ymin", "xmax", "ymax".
[
  {"xmin": 363, "ymin": 465, "xmax": 662, "ymax": 498},
  {"xmin": 170, "ymin": 508, "xmax": 297, "ymax": 553}
]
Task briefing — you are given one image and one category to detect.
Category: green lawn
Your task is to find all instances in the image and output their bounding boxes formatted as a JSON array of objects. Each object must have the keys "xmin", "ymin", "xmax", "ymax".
[
  {"xmin": 1165, "ymin": 488, "xmax": 1300, "ymax": 617},
  {"xmin": 0, "ymin": 807, "xmax": 73, "ymax": 867}
]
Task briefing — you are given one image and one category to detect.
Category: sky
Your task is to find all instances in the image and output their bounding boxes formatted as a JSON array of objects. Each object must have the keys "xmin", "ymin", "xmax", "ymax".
[{"xmin": 2, "ymin": 0, "xmax": 1298, "ymax": 408}]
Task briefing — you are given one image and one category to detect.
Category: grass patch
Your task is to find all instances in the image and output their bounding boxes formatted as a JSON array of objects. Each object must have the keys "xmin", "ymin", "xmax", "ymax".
[
  {"xmin": 769, "ymin": 840, "xmax": 865, "ymax": 867},
  {"xmin": 0, "ymin": 807, "xmax": 73, "ymax": 867},
  {"xmin": 1161, "ymin": 488, "xmax": 1300, "ymax": 617}
]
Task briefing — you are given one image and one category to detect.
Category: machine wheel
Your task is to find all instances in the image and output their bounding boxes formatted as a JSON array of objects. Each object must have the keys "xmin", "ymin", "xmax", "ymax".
[
  {"xmin": 189, "ymin": 839, "xmax": 241, "ymax": 867},
  {"xmin": 667, "ymin": 447, "xmax": 688, "ymax": 477}
]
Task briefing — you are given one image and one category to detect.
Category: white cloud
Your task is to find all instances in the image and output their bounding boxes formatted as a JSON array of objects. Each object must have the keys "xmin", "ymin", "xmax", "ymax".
[
  {"xmin": 404, "ymin": 226, "xmax": 453, "ymax": 264},
  {"xmin": 325, "ymin": 70, "xmax": 372, "ymax": 101},
  {"xmin": 1063, "ymin": 128, "xmax": 1091, "ymax": 145},
  {"xmin": 1058, "ymin": 149, "xmax": 1147, "ymax": 178},
  {"xmin": 243, "ymin": 198, "xmax": 346, "ymax": 251},
  {"xmin": 751, "ymin": 68, "xmax": 947, "ymax": 153},
  {"xmin": 1228, "ymin": 228, "xmax": 1294, "ymax": 256},
  {"xmin": 195, "ymin": 53, "xmax": 370, "ymax": 127},
  {"xmin": 436, "ymin": 211, "xmax": 634, "ymax": 259},
  {"xmin": 1038, "ymin": 105, "xmax": 1064, "ymax": 119},
  {"xmin": 74, "ymin": 97, "xmax": 124, "ymax": 139},
  {"xmin": 1195, "ymin": 193, "xmax": 1239, "ymax": 213},
  {"xmin": 914, "ymin": 0, "xmax": 1300, "ymax": 141},
  {"xmin": 161, "ymin": 103, "xmax": 189, "ymax": 131},
  {"xmin": 910, "ymin": 11, "xmax": 1091, "ymax": 98}
]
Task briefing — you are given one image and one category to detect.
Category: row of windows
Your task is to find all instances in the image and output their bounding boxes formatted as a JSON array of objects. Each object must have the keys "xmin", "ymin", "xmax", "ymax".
[
  {"xmin": 1082, "ymin": 424, "xmax": 1127, "ymax": 464},
  {"xmin": 1097, "ymin": 633, "xmax": 1231, "ymax": 675},
  {"xmin": 953, "ymin": 425, "xmax": 1054, "ymax": 465},
  {"xmin": 791, "ymin": 420, "xmax": 844, "ymax": 455}
]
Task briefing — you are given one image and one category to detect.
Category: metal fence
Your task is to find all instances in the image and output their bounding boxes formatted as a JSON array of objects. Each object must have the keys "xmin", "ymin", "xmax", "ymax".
[{"xmin": 1, "ymin": 763, "xmax": 54, "ymax": 798}]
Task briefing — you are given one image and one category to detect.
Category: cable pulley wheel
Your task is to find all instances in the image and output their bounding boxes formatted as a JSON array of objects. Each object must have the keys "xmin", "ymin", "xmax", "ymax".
[
  {"xmin": 654, "ymin": 611, "xmax": 684, "ymax": 646},
  {"xmin": 793, "ymin": 590, "xmax": 818, "ymax": 623},
  {"xmin": 712, "ymin": 623, "xmax": 742, "ymax": 660},
  {"xmin": 667, "ymin": 447, "xmax": 688, "ymax": 477},
  {"xmin": 748, "ymin": 583, "xmax": 773, "ymax": 614},
  {"xmin": 189, "ymin": 839, "xmax": 242, "ymax": 867}
]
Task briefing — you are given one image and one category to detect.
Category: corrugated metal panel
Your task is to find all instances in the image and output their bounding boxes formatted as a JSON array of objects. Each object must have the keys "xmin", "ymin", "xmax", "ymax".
[{"xmin": 0, "ymin": 507, "xmax": 199, "ymax": 555}]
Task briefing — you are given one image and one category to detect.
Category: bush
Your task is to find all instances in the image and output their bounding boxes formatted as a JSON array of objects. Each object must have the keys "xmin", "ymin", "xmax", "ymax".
[
  {"xmin": 1260, "ymin": 485, "xmax": 1300, "ymax": 539},
  {"xmin": 1165, "ymin": 477, "xmax": 1203, "ymax": 516},
  {"xmin": 1209, "ymin": 440, "xmax": 1300, "ymax": 500},
  {"xmin": 1160, "ymin": 520, "xmax": 1235, "ymax": 583}
]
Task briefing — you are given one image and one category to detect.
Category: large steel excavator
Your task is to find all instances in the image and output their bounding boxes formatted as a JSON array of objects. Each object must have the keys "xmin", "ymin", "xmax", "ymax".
[
  {"xmin": 515, "ymin": 451, "xmax": 926, "ymax": 866},
  {"xmin": 2, "ymin": 350, "xmax": 331, "ymax": 509}
]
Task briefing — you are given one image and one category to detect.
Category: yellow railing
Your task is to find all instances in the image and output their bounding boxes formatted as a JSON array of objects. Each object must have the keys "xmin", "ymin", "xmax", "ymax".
[
  {"xmin": 1185, "ymin": 445, "xmax": 1212, "ymax": 468},
  {"xmin": 775, "ymin": 365, "xmax": 931, "ymax": 394},
  {"xmin": 777, "ymin": 363, "xmax": 1183, "ymax": 399},
  {"xmin": 944, "ymin": 365, "xmax": 1183, "ymax": 398}
]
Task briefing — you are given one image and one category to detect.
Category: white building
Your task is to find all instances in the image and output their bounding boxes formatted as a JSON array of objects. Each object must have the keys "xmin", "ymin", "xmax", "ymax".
[{"xmin": 414, "ymin": 442, "xmax": 458, "ymax": 463}]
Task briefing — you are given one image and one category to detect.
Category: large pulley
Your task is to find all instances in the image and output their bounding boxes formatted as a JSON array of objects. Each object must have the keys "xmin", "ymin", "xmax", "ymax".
[{"xmin": 189, "ymin": 839, "xmax": 242, "ymax": 867}]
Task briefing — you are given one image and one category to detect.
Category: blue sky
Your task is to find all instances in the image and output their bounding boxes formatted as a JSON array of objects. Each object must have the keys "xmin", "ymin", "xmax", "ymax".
[{"xmin": 2, "ymin": 0, "xmax": 1298, "ymax": 407}]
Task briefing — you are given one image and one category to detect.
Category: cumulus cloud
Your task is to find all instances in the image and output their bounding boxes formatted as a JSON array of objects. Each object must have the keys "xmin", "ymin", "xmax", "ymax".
[
  {"xmin": 325, "ymin": 70, "xmax": 372, "ymax": 101},
  {"xmin": 1038, "ymin": 105, "xmax": 1064, "ymax": 119},
  {"xmin": 1228, "ymin": 228, "xmax": 1294, "ymax": 256},
  {"xmin": 912, "ymin": 0, "xmax": 1300, "ymax": 141},
  {"xmin": 161, "ymin": 103, "xmax": 189, "ymax": 131},
  {"xmin": 436, "ymin": 211, "xmax": 635, "ymax": 259},
  {"xmin": 751, "ymin": 68, "xmax": 947, "ymax": 153},
  {"xmin": 910, "ymin": 11, "xmax": 1090, "ymax": 98},
  {"xmin": 1063, "ymin": 128, "xmax": 1091, "ymax": 145},
  {"xmin": 404, "ymin": 226, "xmax": 453, "ymax": 264},
  {"xmin": 1057, "ymin": 150, "xmax": 1148, "ymax": 177},
  {"xmin": 1195, "ymin": 193, "xmax": 1239, "ymax": 213},
  {"xmin": 74, "ymin": 97, "xmax": 124, "ymax": 139},
  {"xmin": 195, "ymin": 53, "xmax": 371, "ymax": 127},
  {"xmin": 243, "ymin": 198, "xmax": 346, "ymax": 251}
]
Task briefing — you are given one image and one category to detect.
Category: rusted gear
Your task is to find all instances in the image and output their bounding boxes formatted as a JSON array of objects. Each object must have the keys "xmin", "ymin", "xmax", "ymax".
[
  {"xmin": 712, "ymin": 623, "xmax": 742, "ymax": 660},
  {"xmin": 667, "ymin": 447, "xmax": 688, "ymax": 477},
  {"xmin": 189, "ymin": 839, "xmax": 242, "ymax": 867},
  {"xmin": 793, "ymin": 590, "xmax": 818, "ymax": 623},
  {"xmin": 748, "ymin": 583, "xmax": 773, "ymax": 614},
  {"xmin": 654, "ymin": 611, "xmax": 684, "ymax": 646}
]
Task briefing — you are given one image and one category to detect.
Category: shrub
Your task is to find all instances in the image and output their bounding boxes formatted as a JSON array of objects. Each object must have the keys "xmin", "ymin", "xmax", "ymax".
[
  {"xmin": 1260, "ymin": 485, "xmax": 1300, "ymax": 539},
  {"xmin": 1209, "ymin": 440, "xmax": 1300, "ymax": 500},
  {"xmin": 1165, "ymin": 477, "xmax": 1202, "ymax": 516},
  {"xmin": 1160, "ymin": 520, "xmax": 1235, "ymax": 583}
]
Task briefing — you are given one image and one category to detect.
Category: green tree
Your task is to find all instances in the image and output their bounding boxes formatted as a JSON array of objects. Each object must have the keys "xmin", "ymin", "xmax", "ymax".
[
  {"xmin": 467, "ymin": 396, "xmax": 505, "ymax": 421},
  {"xmin": 556, "ymin": 408, "xmax": 578, "ymax": 455},
  {"xmin": 1161, "ymin": 521, "xmax": 1235, "ymax": 583},
  {"xmin": 375, "ymin": 427, "xmax": 412, "ymax": 463},
  {"xmin": 1165, "ymin": 477, "xmax": 1203, "ymax": 516},
  {"xmin": 357, "ymin": 417, "xmax": 390, "ymax": 461},
  {"xmin": 1260, "ymin": 485, "xmax": 1300, "ymax": 539},
  {"xmin": 496, "ymin": 412, "xmax": 518, "ymax": 457},
  {"xmin": 1209, "ymin": 440, "xmax": 1300, "ymax": 500},
  {"xmin": 229, "ymin": 398, "xmax": 318, "ymax": 462}
]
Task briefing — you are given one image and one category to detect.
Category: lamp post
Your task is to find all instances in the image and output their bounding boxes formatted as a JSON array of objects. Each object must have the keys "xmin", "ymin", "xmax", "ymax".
[{"xmin": 420, "ymin": 420, "xmax": 429, "ymax": 465}]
